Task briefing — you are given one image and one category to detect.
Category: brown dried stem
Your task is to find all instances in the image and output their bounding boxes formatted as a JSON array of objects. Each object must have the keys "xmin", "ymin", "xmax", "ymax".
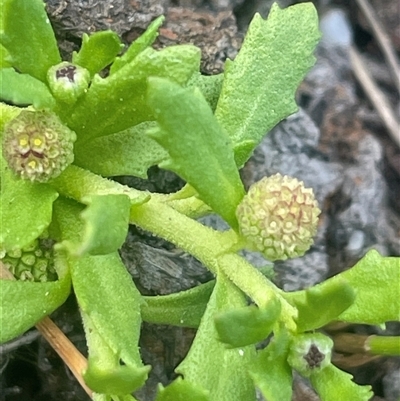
[
  {"xmin": 35, "ymin": 317, "xmax": 92, "ymax": 398},
  {"xmin": 355, "ymin": 0, "xmax": 400, "ymax": 93},
  {"xmin": 349, "ymin": 45, "xmax": 400, "ymax": 148}
]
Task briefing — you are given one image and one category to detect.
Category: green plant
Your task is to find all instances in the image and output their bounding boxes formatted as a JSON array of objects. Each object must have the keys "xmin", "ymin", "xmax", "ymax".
[{"xmin": 0, "ymin": 1, "xmax": 399, "ymax": 400}]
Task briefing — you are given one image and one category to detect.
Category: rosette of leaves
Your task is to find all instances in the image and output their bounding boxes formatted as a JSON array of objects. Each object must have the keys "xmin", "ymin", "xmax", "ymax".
[{"xmin": 1, "ymin": 1, "xmax": 399, "ymax": 400}]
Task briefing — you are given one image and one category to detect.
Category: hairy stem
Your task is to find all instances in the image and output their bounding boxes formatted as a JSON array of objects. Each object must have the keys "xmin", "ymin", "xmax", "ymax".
[
  {"xmin": 129, "ymin": 195, "xmax": 229, "ymax": 274},
  {"xmin": 50, "ymin": 164, "xmax": 146, "ymax": 203},
  {"xmin": 367, "ymin": 335, "xmax": 400, "ymax": 356},
  {"xmin": 130, "ymin": 195, "xmax": 297, "ymax": 329},
  {"xmin": 52, "ymin": 165, "xmax": 297, "ymax": 329},
  {"xmin": 217, "ymin": 253, "xmax": 297, "ymax": 331}
]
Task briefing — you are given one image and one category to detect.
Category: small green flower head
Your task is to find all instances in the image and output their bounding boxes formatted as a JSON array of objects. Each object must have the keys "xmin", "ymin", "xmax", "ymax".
[
  {"xmin": 47, "ymin": 62, "xmax": 90, "ymax": 104},
  {"xmin": 287, "ymin": 333, "xmax": 333, "ymax": 377},
  {"xmin": 1, "ymin": 236, "xmax": 57, "ymax": 282},
  {"xmin": 236, "ymin": 173, "xmax": 321, "ymax": 261},
  {"xmin": 2, "ymin": 110, "xmax": 77, "ymax": 182}
]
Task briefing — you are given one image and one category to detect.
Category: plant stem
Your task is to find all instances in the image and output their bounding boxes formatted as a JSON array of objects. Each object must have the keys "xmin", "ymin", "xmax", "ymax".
[
  {"xmin": 51, "ymin": 165, "xmax": 147, "ymax": 203},
  {"xmin": 366, "ymin": 335, "xmax": 400, "ymax": 356},
  {"xmin": 129, "ymin": 196, "xmax": 297, "ymax": 330},
  {"xmin": 129, "ymin": 195, "xmax": 229, "ymax": 275},
  {"xmin": 333, "ymin": 332, "xmax": 400, "ymax": 356},
  {"xmin": 52, "ymin": 165, "xmax": 297, "ymax": 329},
  {"xmin": 217, "ymin": 253, "xmax": 297, "ymax": 331}
]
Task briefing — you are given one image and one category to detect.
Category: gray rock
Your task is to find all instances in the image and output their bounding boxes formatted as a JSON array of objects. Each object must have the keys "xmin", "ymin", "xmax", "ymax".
[
  {"xmin": 383, "ymin": 362, "xmax": 400, "ymax": 401},
  {"xmin": 46, "ymin": 0, "xmax": 167, "ymax": 38},
  {"xmin": 242, "ymin": 108, "xmax": 342, "ymax": 205},
  {"xmin": 120, "ymin": 237, "xmax": 212, "ymax": 295},
  {"xmin": 320, "ymin": 8, "xmax": 353, "ymax": 47},
  {"xmin": 326, "ymin": 133, "xmax": 394, "ymax": 274}
]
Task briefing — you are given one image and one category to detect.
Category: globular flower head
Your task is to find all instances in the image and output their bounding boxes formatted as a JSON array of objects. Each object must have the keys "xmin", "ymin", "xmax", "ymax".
[
  {"xmin": 287, "ymin": 333, "xmax": 333, "ymax": 377},
  {"xmin": 236, "ymin": 173, "xmax": 321, "ymax": 261},
  {"xmin": 2, "ymin": 110, "xmax": 76, "ymax": 182},
  {"xmin": 1, "ymin": 235, "xmax": 57, "ymax": 282}
]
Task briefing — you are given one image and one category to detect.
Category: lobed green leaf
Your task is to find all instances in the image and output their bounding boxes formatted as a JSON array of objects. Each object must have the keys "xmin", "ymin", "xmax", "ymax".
[
  {"xmin": 0, "ymin": 102, "xmax": 22, "ymax": 134},
  {"xmin": 65, "ymin": 45, "xmax": 201, "ymax": 142},
  {"xmin": 337, "ymin": 250, "xmax": 400, "ymax": 324},
  {"xmin": 60, "ymin": 194, "xmax": 131, "ymax": 257},
  {"xmin": 49, "ymin": 165, "xmax": 149, "ymax": 207},
  {"xmin": 147, "ymin": 78, "xmax": 245, "ymax": 229},
  {"xmin": 289, "ymin": 279, "xmax": 356, "ymax": 333},
  {"xmin": 84, "ymin": 362, "xmax": 149, "ymax": 396},
  {"xmin": 141, "ymin": 280, "xmax": 214, "ymax": 328},
  {"xmin": 81, "ymin": 309, "xmax": 150, "ymax": 395},
  {"xmin": 0, "ymin": 43, "xmax": 11, "ymax": 68},
  {"xmin": 73, "ymin": 122, "xmax": 168, "ymax": 178},
  {"xmin": 187, "ymin": 72, "xmax": 224, "ymax": 112},
  {"xmin": 71, "ymin": 253, "xmax": 147, "ymax": 374},
  {"xmin": 54, "ymin": 195, "xmax": 147, "ymax": 384},
  {"xmin": 110, "ymin": 15, "xmax": 165, "ymax": 75},
  {"xmin": 286, "ymin": 250, "xmax": 400, "ymax": 326},
  {"xmin": 214, "ymin": 298, "xmax": 281, "ymax": 348},
  {"xmin": 310, "ymin": 364, "xmax": 372, "ymax": 401},
  {"xmin": 176, "ymin": 272, "xmax": 256, "ymax": 401},
  {"xmin": 72, "ymin": 31, "xmax": 123, "ymax": 77},
  {"xmin": 156, "ymin": 378, "xmax": 210, "ymax": 401},
  {"xmin": 0, "ymin": 163, "xmax": 58, "ymax": 252},
  {"xmin": 249, "ymin": 330, "xmax": 292, "ymax": 401},
  {"xmin": 0, "ymin": 0, "xmax": 61, "ymax": 82},
  {"xmin": 0, "ymin": 68, "xmax": 56, "ymax": 109},
  {"xmin": 215, "ymin": 3, "xmax": 320, "ymax": 166}
]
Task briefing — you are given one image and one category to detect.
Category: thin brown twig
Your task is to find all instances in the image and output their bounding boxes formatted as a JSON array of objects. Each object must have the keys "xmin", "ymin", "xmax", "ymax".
[
  {"xmin": 355, "ymin": 0, "xmax": 400, "ymax": 93},
  {"xmin": 1, "ymin": 262, "xmax": 93, "ymax": 399},
  {"xmin": 36, "ymin": 317, "xmax": 92, "ymax": 398},
  {"xmin": 349, "ymin": 45, "xmax": 400, "ymax": 148}
]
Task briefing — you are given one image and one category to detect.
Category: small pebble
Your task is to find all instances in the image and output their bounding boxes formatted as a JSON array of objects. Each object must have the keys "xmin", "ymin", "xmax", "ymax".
[{"xmin": 320, "ymin": 9, "xmax": 352, "ymax": 47}]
